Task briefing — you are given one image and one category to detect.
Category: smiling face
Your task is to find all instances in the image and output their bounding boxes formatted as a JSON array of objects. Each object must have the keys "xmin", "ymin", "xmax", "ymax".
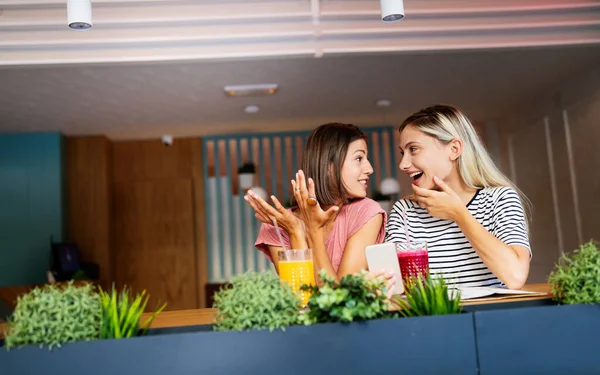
[
  {"xmin": 340, "ymin": 139, "xmax": 373, "ymax": 199},
  {"xmin": 399, "ymin": 124, "xmax": 459, "ymax": 190}
]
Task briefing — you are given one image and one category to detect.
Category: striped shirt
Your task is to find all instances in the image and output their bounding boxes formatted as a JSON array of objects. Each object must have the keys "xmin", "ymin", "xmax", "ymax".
[{"xmin": 385, "ymin": 186, "xmax": 530, "ymax": 287}]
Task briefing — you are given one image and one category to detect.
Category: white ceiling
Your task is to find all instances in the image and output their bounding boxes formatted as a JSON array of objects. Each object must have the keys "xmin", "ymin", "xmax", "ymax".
[{"xmin": 0, "ymin": 0, "xmax": 599, "ymax": 140}]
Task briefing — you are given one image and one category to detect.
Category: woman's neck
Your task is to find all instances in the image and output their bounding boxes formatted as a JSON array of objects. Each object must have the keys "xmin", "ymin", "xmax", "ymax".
[{"xmin": 445, "ymin": 174, "xmax": 478, "ymax": 206}]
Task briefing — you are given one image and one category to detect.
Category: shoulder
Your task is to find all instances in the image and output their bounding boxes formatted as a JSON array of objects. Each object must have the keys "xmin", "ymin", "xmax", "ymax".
[
  {"xmin": 479, "ymin": 186, "xmax": 522, "ymax": 205},
  {"xmin": 342, "ymin": 198, "xmax": 386, "ymax": 229},
  {"xmin": 344, "ymin": 198, "xmax": 385, "ymax": 215},
  {"xmin": 390, "ymin": 197, "xmax": 421, "ymax": 215},
  {"xmin": 256, "ymin": 222, "xmax": 276, "ymax": 237}
]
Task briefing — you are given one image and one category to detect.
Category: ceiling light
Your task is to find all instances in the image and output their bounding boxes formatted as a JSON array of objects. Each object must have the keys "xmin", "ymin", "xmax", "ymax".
[
  {"xmin": 380, "ymin": 0, "xmax": 405, "ymax": 22},
  {"xmin": 376, "ymin": 99, "xmax": 392, "ymax": 107},
  {"xmin": 67, "ymin": 0, "xmax": 93, "ymax": 30},
  {"xmin": 224, "ymin": 84, "xmax": 278, "ymax": 97},
  {"xmin": 244, "ymin": 105, "xmax": 260, "ymax": 114}
]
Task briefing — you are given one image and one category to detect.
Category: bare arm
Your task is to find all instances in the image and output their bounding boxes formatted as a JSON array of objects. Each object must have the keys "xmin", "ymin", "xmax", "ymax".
[
  {"xmin": 413, "ymin": 177, "xmax": 530, "ymax": 289},
  {"xmin": 337, "ymin": 213, "xmax": 384, "ymax": 277},
  {"xmin": 307, "ymin": 213, "xmax": 383, "ymax": 284},
  {"xmin": 455, "ymin": 207, "xmax": 530, "ymax": 289}
]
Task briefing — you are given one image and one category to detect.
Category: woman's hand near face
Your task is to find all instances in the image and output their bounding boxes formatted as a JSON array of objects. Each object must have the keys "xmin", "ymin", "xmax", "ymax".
[
  {"xmin": 292, "ymin": 170, "xmax": 339, "ymax": 231},
  {"xmin": 412, "ymin": 176, "xmax": 466, "ymax": 222}
]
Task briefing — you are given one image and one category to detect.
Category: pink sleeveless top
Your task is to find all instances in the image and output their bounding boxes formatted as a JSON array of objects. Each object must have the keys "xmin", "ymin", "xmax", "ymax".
[{"xmin": 254, "ymin": 198, "xmax": 386, "ymax": 272}]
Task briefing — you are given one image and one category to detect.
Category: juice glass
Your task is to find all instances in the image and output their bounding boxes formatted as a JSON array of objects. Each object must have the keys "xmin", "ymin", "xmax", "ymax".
[
  {"xmin": 278, "ymin": 249, "xmax": 315, "ymax": 307},
  {"xmin": 396, "ymin": 241, "xmax": 429, "ymax": 286}
]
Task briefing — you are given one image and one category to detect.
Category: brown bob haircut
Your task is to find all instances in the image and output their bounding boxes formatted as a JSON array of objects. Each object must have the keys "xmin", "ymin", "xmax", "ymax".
[{"xmin": 300, "ymin": 122, "xmax": 368, "ymax": 207}]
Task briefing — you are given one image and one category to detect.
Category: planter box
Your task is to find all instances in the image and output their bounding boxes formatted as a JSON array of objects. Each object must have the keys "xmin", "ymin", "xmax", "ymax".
[
  {"xmin": 474, "ymin": 304, "xmax": 600, "ymax": 375},
  {"xmin": 1, "ymin": 313, "xmax": 477, "ymax": 375}
]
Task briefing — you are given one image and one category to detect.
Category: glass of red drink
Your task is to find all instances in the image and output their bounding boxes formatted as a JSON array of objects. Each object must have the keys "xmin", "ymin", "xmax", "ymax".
[{"xmin": 396, "ymin": 241, "xmax": 429, "ymax": 286}]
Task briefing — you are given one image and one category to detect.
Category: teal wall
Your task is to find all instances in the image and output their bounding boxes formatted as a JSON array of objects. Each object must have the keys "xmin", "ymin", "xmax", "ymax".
[{"xmin": 0, "ymin": 132, "xmax": 65, "ymax": 286}]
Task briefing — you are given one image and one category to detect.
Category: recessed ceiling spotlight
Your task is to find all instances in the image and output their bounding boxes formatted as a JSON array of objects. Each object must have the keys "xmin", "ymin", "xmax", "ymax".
[
  {"xmin": 225, "ymin": 84, "xmax": 278, "ymax": 97},
  {"xmin": 244, "ymin": 105, "xmax": 260, "ymax": 114},
  {"xmin": 376, "ymin": 99, "xmax": 392, "ymax": 107}
]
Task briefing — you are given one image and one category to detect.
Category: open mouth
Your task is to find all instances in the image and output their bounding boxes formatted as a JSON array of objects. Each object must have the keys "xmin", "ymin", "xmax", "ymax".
[
  {"xmin": 359, "ymin": 179, "xmax": 368, "ymax": 187},
  {"xmin": 410, "ymin": 171, "xmax": 424, "ymax": 184}
]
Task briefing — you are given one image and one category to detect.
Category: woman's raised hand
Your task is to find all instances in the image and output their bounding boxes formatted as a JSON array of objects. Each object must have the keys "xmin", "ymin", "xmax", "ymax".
[
  {"xmin": 244, "ymin": 190, "xmax": 304, "ymax": 235},
  {"xmin": 291, "ymin": 170, "xmax": 339, "ymax": 231}
]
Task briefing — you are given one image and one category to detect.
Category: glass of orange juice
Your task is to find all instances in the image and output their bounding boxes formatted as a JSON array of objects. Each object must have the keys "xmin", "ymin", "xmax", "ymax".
[{"xmin": 277, "ymin": 249, "xmax": 315, "ymax": 307}]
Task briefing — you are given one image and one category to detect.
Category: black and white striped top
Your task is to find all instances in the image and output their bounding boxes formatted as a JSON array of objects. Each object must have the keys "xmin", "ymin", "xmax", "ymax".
[{"xmin": 385, "ymin": 186, "xmax": 530, "ymax": 288}]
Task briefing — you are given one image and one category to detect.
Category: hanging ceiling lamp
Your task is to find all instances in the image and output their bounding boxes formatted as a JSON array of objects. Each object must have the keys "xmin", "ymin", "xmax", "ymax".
[
  {"xmin": 67, "ymin": 0, "xmax": 93, "ymax": 30},
  {"xmin": 380, "ymin": 0, "xmax": 405, "ymax": 22}
]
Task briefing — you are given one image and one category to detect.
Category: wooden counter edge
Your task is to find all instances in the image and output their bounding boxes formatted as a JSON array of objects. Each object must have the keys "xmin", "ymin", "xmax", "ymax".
[{"xmin": 0, "ymin": 284, "xmax": 553, "ymax": 340}]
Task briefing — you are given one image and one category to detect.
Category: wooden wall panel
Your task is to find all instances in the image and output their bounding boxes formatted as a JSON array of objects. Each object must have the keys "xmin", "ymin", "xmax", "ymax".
[
  {"xmin": 113, "ymin": 179, "xmax": 197, "ymax": 311},
  {"xmin": 190, "ymin": 139, "xmax": 208, "ymax": 308},
  {"xmin": 112, "ymin": 139, "xmax": 195, "ymax": 183},
  {"xmin": 112, "ymin": 138, "xmax": 206, "ymax": 310},
  {"xmin": 66, "ymin": 136, "xmax": 113, "ymax": 287}
]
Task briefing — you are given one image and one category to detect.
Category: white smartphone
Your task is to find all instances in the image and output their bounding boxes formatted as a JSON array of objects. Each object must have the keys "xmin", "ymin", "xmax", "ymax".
[{"xmin": 365, "ymin": 242, "xmax": 404, "ymax": 295}]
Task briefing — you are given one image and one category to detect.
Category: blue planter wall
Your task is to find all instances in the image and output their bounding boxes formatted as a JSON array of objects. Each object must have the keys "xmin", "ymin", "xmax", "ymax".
[{"xmin": 0, "ymin": 132, "xmax": 65, "ymax": 286}]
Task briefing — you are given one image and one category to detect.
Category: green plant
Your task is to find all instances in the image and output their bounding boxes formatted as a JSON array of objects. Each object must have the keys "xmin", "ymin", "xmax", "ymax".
[
  {"xmin": 394, "ymin": 274, "xmax": 462, "ymax": 317},
  {"xmin": 212, "ymin": 271, "xmax": 301, "ymax": 332},
  {"xmin": 237, "ymin": 162, "xmax": 256, "ymax": 174},
  {"xmin": 98, "ymin": 285, "xmax": 167, "ymax": 339},
  {"xmin": 71, "ymin": 269, "xmax": 90, "ymax": 281},
  {"xmin": 4, "ymin": 282, "xmax": 101, "ymax": 350},
  {"xmin": 548, "ymin": 240, "xmax": 600, "ymax": 305},
  {"xmin": 299, "ymin": 270, "xmax": 393, "ymax": 325}
]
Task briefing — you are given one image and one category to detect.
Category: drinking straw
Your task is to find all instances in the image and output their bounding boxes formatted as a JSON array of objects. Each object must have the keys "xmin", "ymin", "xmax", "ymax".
[
  {"xmin": 272, "ymin": 218, "xmax": 288, "ymax": 252},
  {"xmin": 403, "ymin": 209, "xmax": 411, "ymax": 248}
]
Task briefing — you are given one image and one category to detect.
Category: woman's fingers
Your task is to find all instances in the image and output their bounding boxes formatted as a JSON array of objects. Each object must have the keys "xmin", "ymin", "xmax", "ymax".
[
  {"xmin": 254, "ymin": 213, "xmax": 272, "ymax": 225},
  {"xmin": 270, "ymin": 195, "xmax": 285, "ymax": 211},
  {"xmin": 291, "ymin": 179, "xmax": 304, "ymax": 210},
  {"xmin": 297, "ymin": 170, "xmax": 309, "ymax": 200},
  {"xmin": 244, "ymin": 194, "xmax": 271, "ymax": 223},
  {"xmin": 307, "ymin": 178, "xmax": 320, "ymax": 208},
  {"xmin": 323, "ymin": 205, "xmax": 340, "ymax": 222},
  {"xmin": 246, "ymin": 191, "xmax": 279, "ymax": 221}
]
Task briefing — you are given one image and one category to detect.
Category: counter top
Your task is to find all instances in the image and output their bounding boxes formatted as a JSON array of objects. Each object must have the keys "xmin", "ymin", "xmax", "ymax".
[{"xmin": 0, "ymin": 283, "xmax": 553, "ymax": 339}]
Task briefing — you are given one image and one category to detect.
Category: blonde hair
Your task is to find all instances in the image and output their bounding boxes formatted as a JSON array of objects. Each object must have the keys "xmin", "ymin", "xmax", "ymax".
[{"xmin": 399, "ymin": 104, "xmax": 532, "ymax": 230}]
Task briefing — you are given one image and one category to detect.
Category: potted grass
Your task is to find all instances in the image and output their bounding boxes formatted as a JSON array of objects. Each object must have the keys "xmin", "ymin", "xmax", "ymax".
[
  {"xmin": 474, "ymin": 240, "xmax": 600, "ymax": 375},
  {"xmin": 98, "ymin": 285, "xmax": 167, "ymax": 339},
  {"xmin": 393, "ymin": 274, "xmax": 463, "ymax": 317},
  {"xmin": 237, "ymin": 162, "xmax": 256, "ymax": 190}
]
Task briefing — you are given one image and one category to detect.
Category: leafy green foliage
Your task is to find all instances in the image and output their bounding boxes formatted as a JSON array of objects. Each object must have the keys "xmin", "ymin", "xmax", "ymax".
[
  {"xmin": 98, "ymin": 285, "xmax": 167, "ymax": 339},
  {"xmin": 394, "ymin": 274, "xmax": 462, "ymax": 317},
  {"xmin": 299, "ymin": 270, "xmax": 393, "ymax": 325},
  {"xmin": 212, "ymin": 271, "xmax": 301, "ymax": 332},
  {"xmin": 548, "ymin": 240, "xmax": 600, "ymax": 305},
  {"xmin": 4, "ymin": 282, "xmax": 101, "ymax": 350}
]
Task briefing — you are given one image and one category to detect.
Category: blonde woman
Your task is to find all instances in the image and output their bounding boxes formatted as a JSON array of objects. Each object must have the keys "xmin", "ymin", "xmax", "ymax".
[{"xmin": 385, "ymin": 104, "xmax": 531, "ymax": 289}]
